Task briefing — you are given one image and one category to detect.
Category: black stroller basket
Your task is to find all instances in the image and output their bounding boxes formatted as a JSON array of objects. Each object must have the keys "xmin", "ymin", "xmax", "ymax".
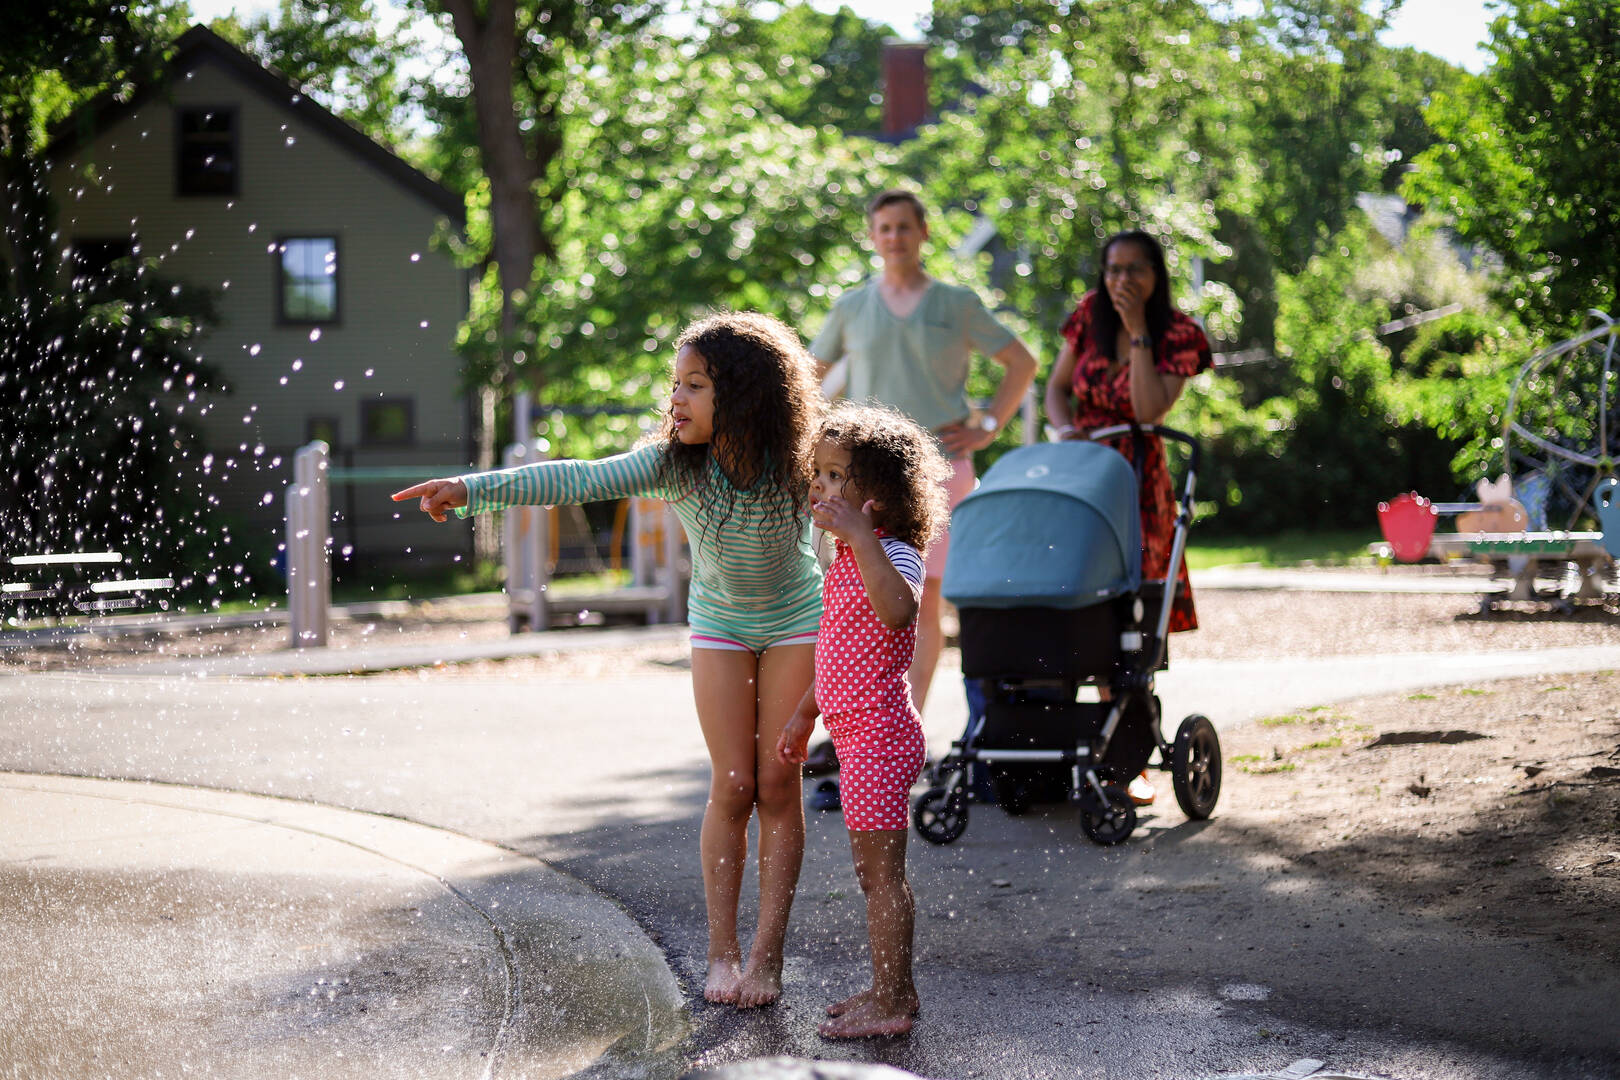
[{"xmin": 915, "ymin": 424, "xmax": 1221, "ymax": 846}]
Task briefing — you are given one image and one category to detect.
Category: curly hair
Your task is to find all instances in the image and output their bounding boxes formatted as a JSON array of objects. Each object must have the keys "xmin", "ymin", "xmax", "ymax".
[
  {"xmin": 654, "ymin": 311, "xmax": 821, "ymax": 539},
  {"xmin": 815, "ymin": 401, "xmax": 952, "ymax": 552}
]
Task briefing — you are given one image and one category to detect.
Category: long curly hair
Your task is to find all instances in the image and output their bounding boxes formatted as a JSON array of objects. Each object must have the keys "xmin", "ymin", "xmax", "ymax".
[
  {"xmin": 815, "ymin": 401, "xmax": 952, "ymax": 552},
  {"xmin": 654, "ymin": 311, "xmax": 820, "ymax": 537},
  {"xmin": 1088, "ymin": 230, "xmax": 1175, "ymax": 363}
]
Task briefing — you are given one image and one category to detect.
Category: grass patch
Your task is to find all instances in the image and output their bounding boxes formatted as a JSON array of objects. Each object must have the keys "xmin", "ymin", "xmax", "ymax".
[
  {"xmin": 1458, "ymin": 688, "xmax": 1491, "ymax": 697},
  {"xmin": 1230, "ymin": 754, "xmax": 1265, "ymax": 763},
  {"xmin": 1408, "ymin": 692, "xmax": 1436, "ymax": 701},
  {"xmin": 1258, "ymin": 714, "xmax": 1306, "ymax": 727},
  {"xmin": 1240, "ymin": 761, "xmax": 1298, "ymax": 775},
  {"xmin": 1300, "ymin": 736, "xmax": 1344, "ymax": 751},
  {"xmin": 1184, "ymin": 529, "xmax": 1380, "ymax": 570}
]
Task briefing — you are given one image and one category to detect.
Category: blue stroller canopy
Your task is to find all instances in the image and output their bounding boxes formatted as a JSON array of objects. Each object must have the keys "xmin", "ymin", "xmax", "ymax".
[{"xmin": 942, "ymin": 441, "xmax": 1142, "ymax": 609}]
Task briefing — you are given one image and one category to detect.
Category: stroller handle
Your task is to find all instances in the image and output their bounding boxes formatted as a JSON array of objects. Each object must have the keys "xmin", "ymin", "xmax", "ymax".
[{"xmin": 1082, "ymin": 423, "xmax": 1202, "ymax": 474}]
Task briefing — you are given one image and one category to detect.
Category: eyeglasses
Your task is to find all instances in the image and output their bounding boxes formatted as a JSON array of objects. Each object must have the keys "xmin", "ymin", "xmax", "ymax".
[{"xmin": 1104, "ymin": 262, "xmax": 1152, "ymax": 278}]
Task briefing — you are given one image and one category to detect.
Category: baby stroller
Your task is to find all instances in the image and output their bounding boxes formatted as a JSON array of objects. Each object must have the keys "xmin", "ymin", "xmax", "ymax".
[{"xmin": 914, "ymin": 424, "xmax": 1221, "ymax": 846}]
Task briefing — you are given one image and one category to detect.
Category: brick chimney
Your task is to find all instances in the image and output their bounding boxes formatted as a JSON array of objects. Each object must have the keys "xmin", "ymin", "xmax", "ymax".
[{"xmin": 881, "ymin": 42, "xmax": 929, "ymax": 139}]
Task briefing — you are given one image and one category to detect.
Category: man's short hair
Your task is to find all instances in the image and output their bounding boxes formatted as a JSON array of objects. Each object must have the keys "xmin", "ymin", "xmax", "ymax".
[{"xmin": 866, "ymin": 189, "xmax": 927, "ymax": 226}]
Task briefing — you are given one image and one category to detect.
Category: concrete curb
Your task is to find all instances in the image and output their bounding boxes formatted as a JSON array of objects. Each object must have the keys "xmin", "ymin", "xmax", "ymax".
[{"xmin": 0, "ymin": 773, "xmax": 688, "ymax": 1079}]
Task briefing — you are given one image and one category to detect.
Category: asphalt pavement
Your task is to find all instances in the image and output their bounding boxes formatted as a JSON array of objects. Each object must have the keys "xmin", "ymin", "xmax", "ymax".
[{"xmin": 2, "ymin": 567, "xmax": 1617, "ymax": 1080}]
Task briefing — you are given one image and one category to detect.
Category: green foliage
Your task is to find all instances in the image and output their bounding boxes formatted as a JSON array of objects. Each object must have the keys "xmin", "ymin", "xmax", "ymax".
[
  {"xmin": 210, "ymin": 0, "xmax": 416, "ymax": 149},
  {"xmin": 1405, "ymin": 0, "xmax": 1620, "ymax": 330},
  {"xmin": 918, "ymin": 0, "xmax": 1253, "ymax": 354},
  {"xmin": 1182, "ymin": 213, "xmax": 1522, "ymax": 532},
  {"xmin": 454, "ymin": 8, "xmax": 905, "ymax": 459}
]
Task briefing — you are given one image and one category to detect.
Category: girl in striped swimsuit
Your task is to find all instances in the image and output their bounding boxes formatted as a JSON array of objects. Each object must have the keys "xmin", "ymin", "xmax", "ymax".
[
  {"xmin": 394, "ymin": 312, "xmax": 822, "ymax": 1008},
  {"xmin": 777, "ymin": 402, "xmax": 951, "ymax": 1038}
]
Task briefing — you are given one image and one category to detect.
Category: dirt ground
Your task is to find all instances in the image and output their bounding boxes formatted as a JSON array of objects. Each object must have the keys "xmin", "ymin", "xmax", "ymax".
[{"xmin": 6, "ymin": 580, "xmax": 1620, "ymax": 964}]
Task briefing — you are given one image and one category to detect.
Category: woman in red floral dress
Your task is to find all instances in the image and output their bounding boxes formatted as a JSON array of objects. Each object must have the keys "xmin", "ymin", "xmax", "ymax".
[{"xmin": 1045, "ymin": 230, "xmax": 1212, "ymax": 802}]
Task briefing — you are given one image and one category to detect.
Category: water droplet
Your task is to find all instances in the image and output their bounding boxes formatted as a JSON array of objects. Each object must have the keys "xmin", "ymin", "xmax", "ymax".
[
  {"xmin": 418, "ymin": 320, "xmax": 429, "ymax": 329},
  {"xmin": 309, "ymin": 328, "xmax": 321, "ymax": 342},
  {"xmin": 285, "ymin": 136, "xmax": 296, "ymax": 147},
  {"xmin": 410, "ymin": 253, "xmax": 421, "ymax": 262},
  {"xmin": 291, "ymin": 360, "xmax": 303, "ymax": 371},
  {"xmin": 333, "ymin": 380, "xmax": 344, "ymax": 390},
  {"xmin": 248, "ymin": 343, "xmax": 261, "ymax": 356},
  {"xmin": 364, "ymin": 368, "xmax": 374, "ymax": 377}
]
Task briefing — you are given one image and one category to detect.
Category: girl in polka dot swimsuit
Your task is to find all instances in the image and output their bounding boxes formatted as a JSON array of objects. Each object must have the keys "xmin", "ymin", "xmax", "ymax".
[{"xmin": 778, "ymin": 402, "xmax": 951, "ymax": 1039}]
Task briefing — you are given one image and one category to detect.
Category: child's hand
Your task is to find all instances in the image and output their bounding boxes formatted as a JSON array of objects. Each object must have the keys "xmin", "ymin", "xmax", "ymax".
[
  {"xmin": 777, "ymin": 711, "xmax": 816, "ymax": 765},
  {"xmin": 811, "ymin": 495, "xmax": 876, "ymax": 544},
  {"xmin": 390, "ymin": 478, "xmax": 468, "ymax": 523}
]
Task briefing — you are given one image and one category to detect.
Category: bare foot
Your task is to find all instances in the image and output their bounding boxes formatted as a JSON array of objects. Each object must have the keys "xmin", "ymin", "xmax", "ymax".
[
  {"xmin": 826, "ymin": 987, "xmax": 920, "ymax": 1018},
  {"xmin": 704, "ymin": 957, "xmax": 743, "ymax": 1004},
  {"xmin": 817, "ymin": 996, "xmax": 915, "ymax": 1039},
  {"xmin": 733, "ymin": 956, "xmax": 782, "ymax": 1008}
]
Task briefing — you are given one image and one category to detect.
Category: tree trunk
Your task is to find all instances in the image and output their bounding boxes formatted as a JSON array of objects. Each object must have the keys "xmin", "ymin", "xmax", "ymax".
[{"xmin": 437, "ymin": 0, "xmax": 543, "ymax": 561}]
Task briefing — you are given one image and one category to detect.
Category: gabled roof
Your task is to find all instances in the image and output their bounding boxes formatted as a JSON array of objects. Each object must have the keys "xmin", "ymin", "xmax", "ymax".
[{"xmin": 46, "ymin": 24, "xmax": 464, "ymax": 224}]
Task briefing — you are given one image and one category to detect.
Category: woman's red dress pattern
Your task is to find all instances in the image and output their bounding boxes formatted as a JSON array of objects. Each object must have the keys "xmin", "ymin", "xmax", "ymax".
[{"xmin": 1059, "ymin": 291, "xmax": 1212, "ymax": 633}]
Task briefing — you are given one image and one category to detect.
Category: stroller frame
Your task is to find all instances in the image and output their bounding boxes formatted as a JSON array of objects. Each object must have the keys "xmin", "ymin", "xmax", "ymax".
[{"xmin": 914, "ymin": 423, "xmax": 1221, "ymax": 846}]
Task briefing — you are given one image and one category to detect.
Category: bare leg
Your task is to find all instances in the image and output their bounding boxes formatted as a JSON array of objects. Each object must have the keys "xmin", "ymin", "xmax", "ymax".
[
  {"xmin": 820, "ymin": 829, "xmax": 918, "ymax": 1038},
  {"xmin": 735, "ymin": 642, "xmax": 813, "ymax": 1008},
  {"xmin": 690, "ymin": 649, "xmax": 765, "ymax": 1003},
  {"xmin": 906, "ymin": 576, "xmax": 945, "ymax": 712},
  {"xmin": 1097, "ymin": 685, "xmax": 1155, "ymax": 803}
]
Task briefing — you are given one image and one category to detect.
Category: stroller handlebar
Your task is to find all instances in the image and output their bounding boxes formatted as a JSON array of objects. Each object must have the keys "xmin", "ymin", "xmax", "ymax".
[{"xmin": 1079, "ymin": 423, "xmax": 1202, "ymax": 474}]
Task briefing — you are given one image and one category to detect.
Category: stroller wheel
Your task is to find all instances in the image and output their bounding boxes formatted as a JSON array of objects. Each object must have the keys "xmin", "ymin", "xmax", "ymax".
[
  {"xmin": 1170, "ymin": 714, "xmax": 1222, "ymax": 821},
  {"xmin": 914, "ymin": 786, "xmax": 969, "ymax": 845},
  {"xmin": 1079, "ymin": 784, "xmax": 1136, "ymax": 845}
]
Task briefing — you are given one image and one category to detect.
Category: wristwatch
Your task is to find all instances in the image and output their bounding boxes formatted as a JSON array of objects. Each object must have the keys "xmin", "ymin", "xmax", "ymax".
[{"xmin": 977, "ymin": 414, "xmax": 999, "ymax": 434}]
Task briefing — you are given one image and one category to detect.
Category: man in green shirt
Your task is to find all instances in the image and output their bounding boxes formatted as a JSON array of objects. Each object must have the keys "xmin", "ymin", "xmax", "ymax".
[{"xmin": 810, "ymin": 189, "xmax": 1038, "ymax": 712}]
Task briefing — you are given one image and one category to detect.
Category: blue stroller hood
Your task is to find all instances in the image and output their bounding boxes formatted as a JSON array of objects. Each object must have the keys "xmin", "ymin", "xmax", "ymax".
[{"xmin": 942, "ymin": 441, "xmax": 1141, "ymax": 609}]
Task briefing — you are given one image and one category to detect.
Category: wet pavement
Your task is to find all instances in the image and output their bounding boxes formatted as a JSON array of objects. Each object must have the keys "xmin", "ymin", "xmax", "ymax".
[
  {"xmin": 2, "ymin": 569, "xmax": 1618, "ymax": 1079},
  {"xmin": 0, "ymin": 773, "xmax": 684, "ymax": 1079}
]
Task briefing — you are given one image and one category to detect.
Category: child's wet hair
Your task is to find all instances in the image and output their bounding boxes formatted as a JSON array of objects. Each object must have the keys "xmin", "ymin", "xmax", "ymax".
[
  {"xmin": 816, "ymin": 402, "xmax": 951, "ymax": 551},
  {"xmin": 656, "ymin": 311, "xmax": 820, "ymax": 530}
]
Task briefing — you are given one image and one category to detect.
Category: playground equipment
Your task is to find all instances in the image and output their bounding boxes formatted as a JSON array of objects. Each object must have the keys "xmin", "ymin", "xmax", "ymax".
[{"xmin": 1374, "ymin": 311, "xmax": 1618, "ymax": 611}]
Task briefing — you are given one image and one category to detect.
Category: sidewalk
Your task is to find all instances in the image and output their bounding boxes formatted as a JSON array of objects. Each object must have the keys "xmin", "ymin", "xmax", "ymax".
[{"xmin": 0, "ymin": 772, "xmax": 687, "ymax": 1079}]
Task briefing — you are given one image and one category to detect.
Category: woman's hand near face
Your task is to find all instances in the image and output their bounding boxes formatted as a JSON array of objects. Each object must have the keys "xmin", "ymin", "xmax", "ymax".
[{"xmin": 1109, "ymin": 277, "xmax": 1149, "ymax": 337}]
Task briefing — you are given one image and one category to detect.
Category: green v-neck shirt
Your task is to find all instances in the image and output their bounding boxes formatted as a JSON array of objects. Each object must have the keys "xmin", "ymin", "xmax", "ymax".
[{"xmin": 808, "ymin": 277, "xmax": 1016, "ymax": 433}]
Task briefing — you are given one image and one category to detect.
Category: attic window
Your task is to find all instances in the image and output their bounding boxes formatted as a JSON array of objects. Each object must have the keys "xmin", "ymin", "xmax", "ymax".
[
  {"xmin": 277, "ymin": 236, "xmax": 339, "ymax": 323},
  {"xmin": 176, "ymin": 107, "xmax": 237, "ymax": 196}
]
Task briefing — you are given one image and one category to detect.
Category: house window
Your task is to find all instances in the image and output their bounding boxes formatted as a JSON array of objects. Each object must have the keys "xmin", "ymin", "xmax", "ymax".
[
  {"xmin": 176, "ymin": 107, "xmax": 237, "ymax": 196},
  {"xmin": 306, "ymin": 416, "xmax": 340, "ymax": 448},
  {"xmin": 70, "ymin": 238, "xmax": 134, "ymax": 288},
  {"xmin": 361, "ymin": 399, "xmax": 414, "ymax": 446},
  {"xmin": 277, "ymin": 237, "xmax": 339, "ymax": 323}
]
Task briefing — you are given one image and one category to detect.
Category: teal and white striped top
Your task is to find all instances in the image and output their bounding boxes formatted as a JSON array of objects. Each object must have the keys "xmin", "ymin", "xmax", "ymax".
[{"xmin": 457, "ymin": 442, "xmax": 821, "ymax": 620}]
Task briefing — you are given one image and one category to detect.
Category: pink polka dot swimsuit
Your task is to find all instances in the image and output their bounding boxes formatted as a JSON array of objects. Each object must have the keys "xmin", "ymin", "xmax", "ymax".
[{"xmin": 816, "ymin": 535, "xmax": 928, "ymax": 831}]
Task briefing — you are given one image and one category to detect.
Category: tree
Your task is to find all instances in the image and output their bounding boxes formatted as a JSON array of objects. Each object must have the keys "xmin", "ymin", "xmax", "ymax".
[
  {"xmin": 0, "ymin": 1, "xmax": 241, "ymax": 597},
  {"xmin": 1406, "ymin": 0, "xmax": 1620, "ymax": 329},
  {"xmin": 454, "ymin": 7, "xmax": 902, "ymax": 459},
  {"xmin": 210, "ymin": 0, "xmax": 416, "ymax": 149},
  {"xmin": 917, "ymin": 0, "xmax": 1257, "ymax": 355}
]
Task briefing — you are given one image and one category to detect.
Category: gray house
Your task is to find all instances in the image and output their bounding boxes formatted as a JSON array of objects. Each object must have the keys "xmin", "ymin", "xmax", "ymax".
[{"xmin": 46, "ymin": 25, "xmax": 473, "ymax": 568}]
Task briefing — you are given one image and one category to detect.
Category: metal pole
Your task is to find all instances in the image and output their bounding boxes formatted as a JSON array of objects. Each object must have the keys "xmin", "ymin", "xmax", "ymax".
[{"xmin": 287, "ymin": 440, "xmax": 330, "ymax": 648}]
